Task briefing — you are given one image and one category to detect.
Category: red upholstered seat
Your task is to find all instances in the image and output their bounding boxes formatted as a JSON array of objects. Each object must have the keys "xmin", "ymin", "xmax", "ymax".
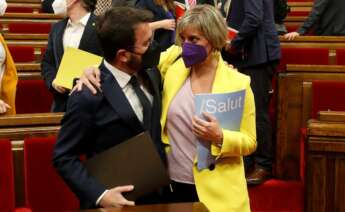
[
  {"xmin": 336, "ymin": 49, "xmax": 345, "ymax": 65},
  {"xmin": 8, "ymin": 46, "xmax": 35, "ymax": 63},
  {"xmin": 311, "ymin": 80, "xmax": 345, "ymax": 117},
  {"xmin": 288, "ymin": 11, "xmax": 311, "ymax": 16},
  {"xmin": 24, "ymin": 137, "xmax": 79, "ymax": 212},
  {"xmin": 0, "ymin": 139, "xmax": 16, "ymax": 212},
  {"xmin": 249, "ymin": 179, "xmax": 304, "ymax": 212},
  {"xmin": 16, "ymin": 80, "xmax": 53, "ymax": 113},
  {"xmin": 278, "ymin": 47, "xmax": 329, "ymax": 71},
  {"xmin": 8, "ymin": 23, "xmax": 52, "ymax": 34},
  {"xmin": 6, "ymin": 7, "xmax": 35, "ymax": 13},
  {"xmin": 0, "ymin": 139, "xmax": 32, "ymax": 212}
]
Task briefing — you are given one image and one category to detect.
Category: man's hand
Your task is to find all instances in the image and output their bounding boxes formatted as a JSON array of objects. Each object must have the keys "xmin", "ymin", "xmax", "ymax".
[
  {"xmin": 284, "ymin": 32, "xmax": 300, "ymax": 41},
  {"xmin": 52, "ymin": 82, "xmax": 67, "ymax": 93},
  {"xmin": 70, "ymin": 66, "xmax": 101, "ymax": 95},
  {"xmin": 99, "ymin": 185, "xmax": 135, "ymax": 208},
  {"xmin": 192, "ymin": 112, "xmax": 223, "ymax": 146},
  {"xmin": 0, "ymin": 99, "xmax": 10, "ymax": 114}
]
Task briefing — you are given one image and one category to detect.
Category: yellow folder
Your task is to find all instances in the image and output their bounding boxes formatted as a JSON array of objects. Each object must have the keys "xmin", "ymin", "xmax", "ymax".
[{"xmin": 53, "ymin": 47, "xmax": 102, "ymax": 89}]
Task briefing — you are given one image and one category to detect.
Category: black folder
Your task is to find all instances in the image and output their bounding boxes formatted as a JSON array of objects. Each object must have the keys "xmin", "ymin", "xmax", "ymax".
[{"xmin": 83, "ymin": 132, "xmax": 170, "ymax": 201}]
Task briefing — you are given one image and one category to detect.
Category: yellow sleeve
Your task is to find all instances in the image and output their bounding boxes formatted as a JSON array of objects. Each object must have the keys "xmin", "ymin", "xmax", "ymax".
[
  {"xmin": 211, "ymin": 81, "xmax": 257, "ymax": 158},
  {"xmin": 158, "ymin": 45, "xmax": 182, "ymax": 80},
  {"xmin": 0, "ymin": 34, "xmax": 18, "ymax": 115}
]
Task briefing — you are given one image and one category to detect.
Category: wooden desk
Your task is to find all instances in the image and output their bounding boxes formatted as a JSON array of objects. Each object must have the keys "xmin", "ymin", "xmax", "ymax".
[
  {"xmin": 80, "ymin": 203, "xmax": 208, "ymax": 212},
  {"xmin": 306, "ymin": 112, "xmax": 345, "ymax": 212}
]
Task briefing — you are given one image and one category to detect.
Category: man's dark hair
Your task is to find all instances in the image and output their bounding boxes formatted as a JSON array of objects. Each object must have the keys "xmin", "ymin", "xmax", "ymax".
[
  {"xmin": 81, "ymin": 0, "xmax": 96, "ymax": 12},
  {"xmin": 96, "ymin": 7, "xmax": 153, "ymax": 62}
]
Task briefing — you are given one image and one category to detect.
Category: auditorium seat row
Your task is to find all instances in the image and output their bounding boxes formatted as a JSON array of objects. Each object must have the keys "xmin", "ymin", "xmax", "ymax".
[{"xmin": 0, "ymin": 136, "xmax": 305, "ymax": 212}]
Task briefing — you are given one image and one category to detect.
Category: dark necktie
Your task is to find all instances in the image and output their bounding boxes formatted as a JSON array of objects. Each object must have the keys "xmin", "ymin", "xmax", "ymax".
[{"xmin": 129, "ymin": 76, "xmax": 152, "ymax": 131}]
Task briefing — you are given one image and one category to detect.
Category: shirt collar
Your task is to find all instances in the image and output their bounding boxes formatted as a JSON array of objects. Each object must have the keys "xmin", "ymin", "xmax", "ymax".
[
  {"xmin": 67, "ymin": 12, "xmax": 91, "ymax": 27},
  {"xmin": 103, "ymin": 60, "xmax": 132, "ymax": 89}
]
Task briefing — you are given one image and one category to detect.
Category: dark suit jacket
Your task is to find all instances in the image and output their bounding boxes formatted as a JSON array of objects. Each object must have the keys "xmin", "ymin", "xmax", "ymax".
[
  {"xmin": 52, "ymin": 62, "xmax": 166, "ymax": 209},
  {"xmin": 224, "ymin": 0, "xmax": 281, "ymax": 68},
  {"xmin": 41, "ymin": 14, "xmax": 103, "ymax": 112},
  {"xmin": 297, "ymin": 0, "xmax": 345, "ymax": 35},
  {"xmin": 136, "ymin": 0, "xmax": 175, "ymax": 51}
]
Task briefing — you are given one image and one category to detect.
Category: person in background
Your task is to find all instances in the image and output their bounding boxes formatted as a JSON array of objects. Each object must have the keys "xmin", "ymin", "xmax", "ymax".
[
  {"xmin": 136, "ymin": 0, "xmax": 176, "ymax": 51},
  {"xmin": 284, "ymin": 0, "xmax": 345, "ymax": 40},
  {"xmin": 0, "ymin": 0, "xmax": 17, "ymax": 115},
  {"xmin": 222, "ymin": 0, "xmax": 281, "ymax": 185},
  {"xmin": 274, "ymin": 0, "xmax": 289, "ymax": 35},
  {"xmin": 53, "ymin": 7, "xmax": 166, "ymax": 209},
  {"xmin": 77, "ymin": 5, "xmax": 256, "ymax": 211},
  {"xmin": 41, "ymin": 0, "xmax": 55, "ymax": 13},
  {"xmin": 41, "ymin": 0, "xmax": 102, "ymax": 112}
]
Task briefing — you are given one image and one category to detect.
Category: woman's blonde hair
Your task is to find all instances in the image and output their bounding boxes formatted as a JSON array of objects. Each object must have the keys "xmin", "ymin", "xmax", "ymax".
[{"xmin": 176, "ymin": 5, "xmax": 228, "ymax": 51}]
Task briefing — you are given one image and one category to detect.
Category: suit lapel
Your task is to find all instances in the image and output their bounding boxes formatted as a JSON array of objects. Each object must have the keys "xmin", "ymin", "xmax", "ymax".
[
  {"xmin": 55, "ymin": 18, "xmax": 68, "ymax": 63},
  {"xmin": 100, "ymin": 63, "xmax": 144, "ymax": 134},
  {"xmin": 79, "ymin": 14, "xmax": 97, "ymax": 51}
]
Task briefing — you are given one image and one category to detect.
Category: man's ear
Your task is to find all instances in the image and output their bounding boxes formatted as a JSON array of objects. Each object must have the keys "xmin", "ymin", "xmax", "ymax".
[{"xmin": 117, "ymin": 49, "xmax": 130, "ymax": 63}]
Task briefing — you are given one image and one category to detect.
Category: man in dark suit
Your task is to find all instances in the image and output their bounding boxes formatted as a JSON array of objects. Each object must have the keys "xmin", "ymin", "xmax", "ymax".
[
  {"xmin": 52, "ymin": 7, "xmax": 166, "ymax": 209},
  {"xmin": 284, "ymin": 0, "xmax": 345, "ymax": 39},
  {"xmin": 222, "ymin": 0, "xmax": 281, "ymax": 185},
  {"xmin": 41, "ymin": 0, "xmax": 102, "ymax": 112}
]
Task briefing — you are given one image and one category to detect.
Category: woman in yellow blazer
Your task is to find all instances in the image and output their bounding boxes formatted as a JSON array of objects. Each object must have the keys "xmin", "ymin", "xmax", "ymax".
[
  {"xmin": 158, "ymin": 5, "xmax": 256, "ymax": 212},
  {"xmin": 76, "ymin": 5, "xmax": 256, "ymax": 211},
  {"xmin": 0, "ymin": 34, "xmax": 17, "ymax": 115}
]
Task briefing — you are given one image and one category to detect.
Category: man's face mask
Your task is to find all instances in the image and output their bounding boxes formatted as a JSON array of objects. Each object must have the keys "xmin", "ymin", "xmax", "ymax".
[
  {"xmin": 52, "ymin": 0, "xmax": 67, "ymax": 16},
  {"xmin": 0, "ymin": 0, "xmax": 7, "ymax": 16},
  {"xmin": 127, "ymin": 40, "xmax": 161, "ymax": 70}
]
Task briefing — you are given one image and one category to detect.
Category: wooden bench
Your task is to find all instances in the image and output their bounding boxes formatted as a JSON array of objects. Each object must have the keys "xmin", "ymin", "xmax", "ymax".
[
  {"xmin": 0, "ymin": 113, "xmax": 63, "ymax": 206},
  {"xmin": 279, "ymin": 36, "xmax": 345, "ymax": 66},
  {"xmin": 7, "ymin": 0, "xmax": 41, "ymax": 3},
  {"xmin": 288, "ymin": 1, "xmax": 312, "ymax": 16},
  {"xmin": 276, "ymin": 64, "xmax": 345, "ymax": 179},
  {"xmin": 306, "ymin": 111, "xmax": 345, "ymax": 212},
  {"xmin": 16, "ymin": 63, "xmax": 41, "ymax": 80}
]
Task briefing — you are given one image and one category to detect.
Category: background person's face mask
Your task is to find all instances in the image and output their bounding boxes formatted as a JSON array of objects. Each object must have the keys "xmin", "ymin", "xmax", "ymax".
[
  {"xmin": 52, "ymin": 0, "xmax": 67, "ymax": 16},
  {"xmin": 0, "ymin": 0, "xmax": 7, "ymax": 16}
]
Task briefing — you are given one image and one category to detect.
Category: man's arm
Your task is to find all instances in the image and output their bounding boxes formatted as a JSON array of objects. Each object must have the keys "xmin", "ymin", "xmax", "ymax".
[
  {"xmin": 230, "ymin": 0, "xmax": 264, "ymax": 51},
  {"xmin": 297, "ymin": 0, "xmax": 330, "ymax": 35},
  {"xmin": 52, "ymin": 90, "xmax": 134, "ymax": 208},
  {"xmin": 41, "ymin": 31, "xmax": 58, "ymax": 92}
]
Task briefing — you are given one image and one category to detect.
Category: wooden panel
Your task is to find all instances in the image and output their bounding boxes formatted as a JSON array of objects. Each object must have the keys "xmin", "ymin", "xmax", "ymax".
[
  {"xmin": 16, "ymin": 63, "xmax": 40, "ymax": 72},
  {"xmin": 6, "ymin": 40, "xmax": 47, "ymax": 47},
  {"xmin": 2, "ymin": 13, "xmax": 63, "ymax": 19},
  {"xmin": 276, "ymin": 65, "xmax": 345, "ymax": 179},
  {"xmin": 4, "ymin": 33, "xmax": 48, "ymax": 40},
  {"xmin": 335, "ymin": 158, "xmax": 345, "ymax": 212},
  {"xmin": 306, "ymin": 155, "xmax": 326, "ymax": 212},
  {"xmin": 318, "ymin": 111, "xmax": 345, "ymax": 122},
  {"xmin": 0, "ymin": 113, "xmax": 63, "ymax": 126}
]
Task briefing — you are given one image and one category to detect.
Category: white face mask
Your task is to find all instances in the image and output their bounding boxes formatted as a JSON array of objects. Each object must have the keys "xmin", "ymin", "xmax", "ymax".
[
  {"xmin": 0, "ymin": 0, "xmax": 7, "ymax": 16},
  {"xmin": 52, "ymin": 0, "xmax": 67, "ymax": 16}
]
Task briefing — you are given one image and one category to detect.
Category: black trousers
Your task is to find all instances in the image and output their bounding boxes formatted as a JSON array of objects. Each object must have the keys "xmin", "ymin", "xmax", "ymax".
[
  {"xmin": 239, "ymin": 63, "xmax": 276, "ymax": 171},
  {"xmin": 162, "ymin": 181, "xmax": 199, "ymax": 203}
]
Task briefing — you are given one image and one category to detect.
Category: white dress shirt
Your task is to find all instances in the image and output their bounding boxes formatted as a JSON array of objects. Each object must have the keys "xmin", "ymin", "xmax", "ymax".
[
  {"xmin": 95, "ymin": 60, "xmax": 153, "ymax": 205},
  {"xmin": 63, "ymin": 13, "xmax": 91, "ymax": 49}
]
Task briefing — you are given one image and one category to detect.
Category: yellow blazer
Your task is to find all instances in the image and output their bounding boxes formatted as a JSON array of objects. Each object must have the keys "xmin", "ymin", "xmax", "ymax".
[
  {"xmin": 158, "ymin": 45, "xmax": 257, "ymax": 212},
  {"xmin": 0, "ymin": 34, "xmax": 17, "ymax": 115}
]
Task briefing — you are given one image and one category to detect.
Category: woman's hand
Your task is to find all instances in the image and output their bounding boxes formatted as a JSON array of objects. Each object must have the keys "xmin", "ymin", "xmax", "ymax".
[
  {"xmin": 149, "ymin": 19, "xmax": 176, "ymax": 31},
  {"xmin": 0, "ymin": 99, "xmax": 10, "ymax": 114},
  {"xmin": 70, "ymin": 66, "xmax": 101, "ymax": 95},
  {"xmin": 284, "ymin": 32, "xmax": 300, "ymax": 40},
  {"xmin": 192, "ymin": 112, "xmax": 223, "ymax": 146}
]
